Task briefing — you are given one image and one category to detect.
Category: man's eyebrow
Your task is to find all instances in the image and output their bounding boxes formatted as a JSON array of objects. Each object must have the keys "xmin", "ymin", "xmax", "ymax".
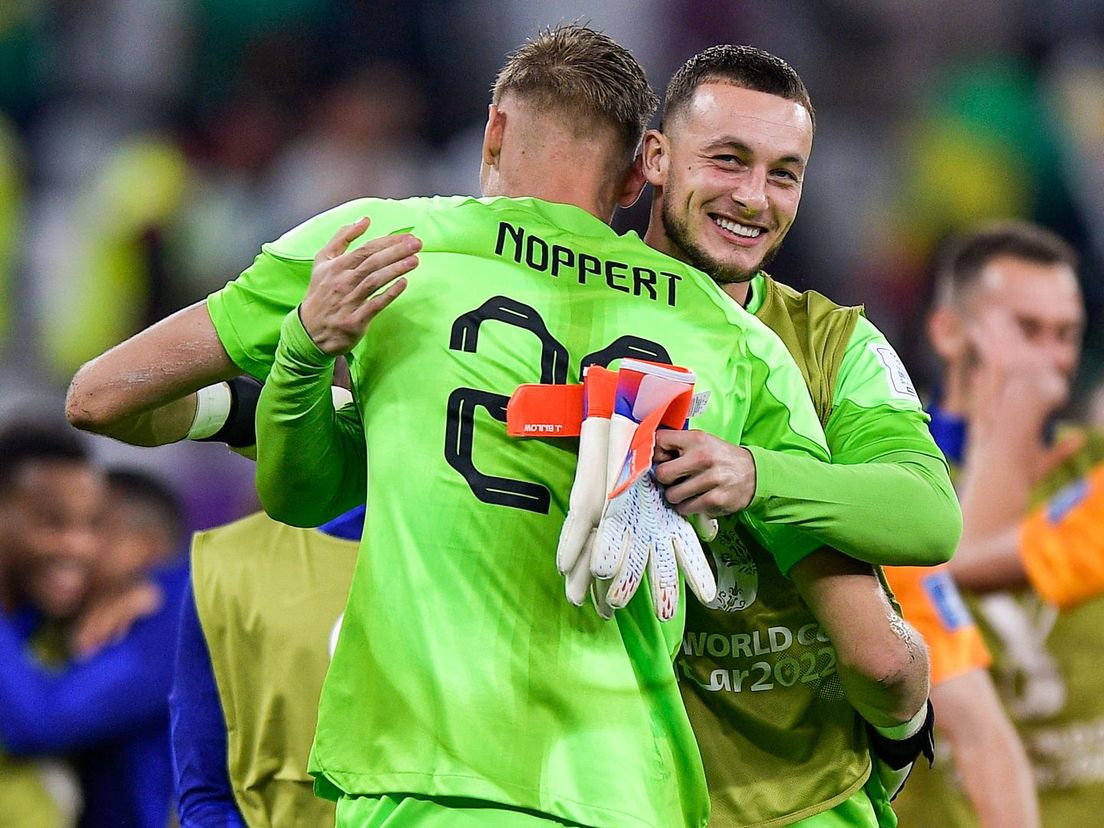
[{"xmin": 702, "ymin": 138, "xmax": 807, "ymax": 168}]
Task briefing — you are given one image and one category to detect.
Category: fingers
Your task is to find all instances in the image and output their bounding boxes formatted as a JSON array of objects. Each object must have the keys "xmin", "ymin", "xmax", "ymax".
[
  {"xmin": 653, "ymin": 452, "xmax": 699, "ymax": 486},
  {"xmin": 347, "ymin": 243, "xmax": 421, "ymax": 307},
  {"xmin": 342, "ymin": 233, "xmax": 422, "ymax": 279},
  {"xmin": 653, "ymin": 430, "xmax": 711, "ymax": 483},
  {"xmin": 352, "ymin": 276, "xmax": 409, "ymax": 327},
  {"xmin": 668, "ymin": 488, "xmax": 727, "ymax": 517},
  {"xmin": 319, "ymin": 220, "xmax": 421, "ymax": 299},
  {"xmin": 320, "ymin": 217, "xmax": 372, "ymax": 260},
  {"xmin": 654, "ymin": 428, "xmax": 699, "ymax": 454}
]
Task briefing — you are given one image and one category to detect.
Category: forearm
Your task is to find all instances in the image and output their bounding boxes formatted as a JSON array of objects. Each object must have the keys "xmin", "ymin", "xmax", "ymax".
[
  {"xmin": 835, "ymin": 632, "xmax": 928, "ymax": 729},
  {"xmin": 255, "ymin": 308, "xmax": 366, "ymax": 527},
  {"xmin": 790, "ymin": 550, "xmax": 929, "ymax": 726},
  {"xmin": 933, "ymin": 670, "xmax": 1039, "ymax": 828},
  {"xmin": 957, "ymin": 420, "xmax": 1039, "ymax": 544},
  {"xmin": 78, "ymin": 396, "xmax": 200, "ymax": 447},
  {"xmin": 747, "ymin": 448, "xmax": 962, "ymax": 567},
  {"xmin": 66, "ymin": 301, "xmax": 239, "ymax": 445},
  {"xmin": 949, "ymin": 527, "xmax": 1029, "ymax": 592}
]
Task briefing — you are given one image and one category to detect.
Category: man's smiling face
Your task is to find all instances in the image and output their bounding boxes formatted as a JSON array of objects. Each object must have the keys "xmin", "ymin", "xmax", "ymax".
[{"xmin": 645, "ymin": 82, "xmax": 813, "ymax": 285}]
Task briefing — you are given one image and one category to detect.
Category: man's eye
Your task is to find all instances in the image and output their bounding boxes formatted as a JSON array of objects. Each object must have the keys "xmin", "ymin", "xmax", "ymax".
[
  {"xmin": 772, "ymin": 169, "xmax": 799, "ymax": 182},
  {"xmin": 1019, "ymin": 320, "xmax": 1040, "ymax": 335}
]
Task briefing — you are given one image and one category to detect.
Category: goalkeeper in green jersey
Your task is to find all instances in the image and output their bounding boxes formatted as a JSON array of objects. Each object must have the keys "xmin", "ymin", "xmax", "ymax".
[{"xmin": 635, "ymin": 46, "xmax": 968, "ymax": 827}]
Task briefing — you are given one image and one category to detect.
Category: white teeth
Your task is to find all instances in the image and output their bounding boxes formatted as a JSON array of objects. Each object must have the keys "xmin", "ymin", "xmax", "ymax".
[{"xmin": 712, "ymin": 216, "xmax": 762, "ymax": 238}]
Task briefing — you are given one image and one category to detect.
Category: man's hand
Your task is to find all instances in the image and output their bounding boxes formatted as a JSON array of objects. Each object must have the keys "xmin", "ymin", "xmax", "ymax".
[
  {"xmin": 70, "ymin": 580, "xmax": 164, "ymax": 659},
  {"xmin": 956, "ymin": 306, "xmax": 1080, "ymax": 555},
  {"xmin": 967, "ymin": 307, "xmax": 1070, "ymax": 439},
  {"xmin": 299, "ymin": 218, "xmax": 422, "ymax": 356},
  {"xmin": 652, "ymin": 430, "xmax": 756, "ymax": 516}
]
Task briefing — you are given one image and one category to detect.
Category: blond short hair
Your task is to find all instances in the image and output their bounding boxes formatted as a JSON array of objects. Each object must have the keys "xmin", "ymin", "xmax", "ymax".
[{"xmin": 492, "ymin": 24, "xmax": 658, "ymax": 165}]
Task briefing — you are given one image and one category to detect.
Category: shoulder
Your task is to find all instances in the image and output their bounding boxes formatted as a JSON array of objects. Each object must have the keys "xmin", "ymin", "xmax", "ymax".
[
  {"xmin": 846, "ymin": 313, "xmax": 892, "ymax": 348},
  {"xmin": 264, "ymin": 196, "xmax": 476, "ymax": 261},
  {"xmin": 762, "ymin": 273, "xmax": 859, "ymax": 316}
]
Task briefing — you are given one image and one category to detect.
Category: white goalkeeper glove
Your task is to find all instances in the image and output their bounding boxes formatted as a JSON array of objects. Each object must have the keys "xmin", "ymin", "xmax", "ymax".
[
  {"xmin": 593, "ymin": 470, "xmax": 717, "ymax": 620},
  {"xmin": 555, "ymin": 366, "xmax": 618, "ymax": 606},
  {"xmin": 589, "ymin": 360, "xmax": 717, "ymax": 620}
]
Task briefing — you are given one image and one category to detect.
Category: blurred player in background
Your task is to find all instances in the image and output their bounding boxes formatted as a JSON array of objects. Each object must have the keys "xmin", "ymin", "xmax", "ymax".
[
  {"xmin": 172, "ymin": 505, "xmax": 361, "ymax": 827},
  {"xmin": 0, "ymin": 421, "xmax": 101, "ymax": 827},
  {"xmin": 640, "ymin": 45, "xmax": 960, "ymax": 827},
  {"xmin": 885, "ymin": 564, "xmax": 1038, "ymax": 826},
  {"xmin": 67, "ymin": 468, "xmax": 185, "ymax": 659},
  {"xmin": 893, "ymin": 220, "xmax": 1094, "ymax": 827},
  {"xmin": 0, "ymin": 422, "xmax": 186, "ymax": 828}
]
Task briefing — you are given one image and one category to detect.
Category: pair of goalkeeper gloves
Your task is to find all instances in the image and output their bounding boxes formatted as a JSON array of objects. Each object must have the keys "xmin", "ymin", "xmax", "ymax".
[{"xmin": 545, "ymin": 359, "xmax": 718, "ymax": 621}]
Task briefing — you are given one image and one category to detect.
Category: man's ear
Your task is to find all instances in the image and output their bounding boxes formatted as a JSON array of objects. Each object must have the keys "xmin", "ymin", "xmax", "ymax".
[
  {"xmin": 927, "ymin": 305, "xmax": 968, "ymax": 362},
  {"xmin": 640, "ymin": 129, "xmax": 669, "ymax": 187},
  {"xmin": 617, "ymin": 154, "xmax": 648, "ymax": 209},
  {"xmin": 482, "ymin": 104, "xmax": 506, "ymax": 168}
]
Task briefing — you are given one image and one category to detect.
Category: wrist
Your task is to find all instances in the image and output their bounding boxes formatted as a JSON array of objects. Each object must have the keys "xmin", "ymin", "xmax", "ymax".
[
  {"xmin": 742, "ymin": 445, "xmax": 767, "ymax": 509},
  {"xmin": 286, "ymin": 306, "xmax": 339, "ymax": 367},
  {"xmin": 297, "ymin": 303, "xmax": 345, "ymax": 357}
]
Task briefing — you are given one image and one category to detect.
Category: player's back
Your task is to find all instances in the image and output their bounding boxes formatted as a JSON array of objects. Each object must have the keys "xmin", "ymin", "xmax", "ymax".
[{"xmin": 290, "ymin": 195, "xmax": 824, "ymax": 828}]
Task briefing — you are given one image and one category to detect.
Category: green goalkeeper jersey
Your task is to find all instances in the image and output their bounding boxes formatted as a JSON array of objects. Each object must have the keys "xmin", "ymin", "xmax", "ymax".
[
  {"xmin": 679, "ymin": 273, "xmax": 956, "ymax": 828},
  {"xmin": 212, "ymin": 195, "xmax": 833, "ymax": 828}
]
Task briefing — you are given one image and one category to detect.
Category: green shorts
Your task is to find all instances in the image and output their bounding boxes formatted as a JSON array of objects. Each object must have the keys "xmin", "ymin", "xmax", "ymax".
[{"xmin": 334, "ymin": 794, "xmax": 585, "ymax": 827}]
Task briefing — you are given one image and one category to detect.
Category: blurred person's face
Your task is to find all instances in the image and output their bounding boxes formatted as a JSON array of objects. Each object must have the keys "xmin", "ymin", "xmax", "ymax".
[
  {"xmin": 0, "ymin": 462, "xmax": 106, "ymax": 620},
  {"xmin": 932, "ymin": 255, "xmax": 1084, "ymax": 382},
  {"xmin": 643, "ymin": 83, "xmax": 813, "ymax": 288},
  {"xmin": 95, "ymin": 505, "xmax": 165, "ymax": 588}
]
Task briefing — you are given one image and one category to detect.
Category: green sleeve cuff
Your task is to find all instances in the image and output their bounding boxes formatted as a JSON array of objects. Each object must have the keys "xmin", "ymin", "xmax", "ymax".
[
  {"xmin": 279, "ymin": 307, "xmax": 336, "ymax": 371},
  {"xmin": 745, "ymin": 444, "xmax": 776, "ymax": 509}
]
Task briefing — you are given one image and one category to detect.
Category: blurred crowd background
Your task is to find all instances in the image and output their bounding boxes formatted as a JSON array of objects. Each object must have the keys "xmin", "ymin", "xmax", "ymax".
[{"xmin": 0, "ymin": 0, "xmax": 1102, "ymax": 534}]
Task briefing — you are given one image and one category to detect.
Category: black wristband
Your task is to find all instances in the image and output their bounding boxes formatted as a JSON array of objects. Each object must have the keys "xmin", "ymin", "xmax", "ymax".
[
  {"xmin": 867, "ymin": 699, "xmax": 936, "ymax": 771},
  {"xmin": 194, "ymin": 376, "xmax": 262, "ymax": 448}
]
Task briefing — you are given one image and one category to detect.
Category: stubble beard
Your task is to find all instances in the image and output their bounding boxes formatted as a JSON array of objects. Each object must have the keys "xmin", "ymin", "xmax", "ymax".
[{"xmin": 661, "ymin": 199, "xmax": 778, "ymax": 285}]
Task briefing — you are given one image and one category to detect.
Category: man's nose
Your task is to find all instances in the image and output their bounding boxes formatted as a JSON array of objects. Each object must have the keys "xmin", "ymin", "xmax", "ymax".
[{"xmin": 730, "ymin": 169, "xmax": 768, "ymax": 214}]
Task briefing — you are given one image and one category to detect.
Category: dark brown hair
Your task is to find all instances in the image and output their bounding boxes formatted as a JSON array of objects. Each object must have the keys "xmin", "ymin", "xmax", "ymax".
[{"xmin": 662, "ymin": 44, "xmax": 814, "ymax": 132}]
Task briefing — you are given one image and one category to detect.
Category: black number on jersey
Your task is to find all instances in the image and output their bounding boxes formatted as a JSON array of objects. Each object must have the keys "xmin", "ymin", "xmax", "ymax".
[
  {"xmin": 446, "ymin": 296, "xmax": 669, "ymax": 513},
  {"xmin": 581, "ymin": 335, "xmax": 671, "ymax": 371},
  {"xmin": 450, "ymin": 296, "xmax": 569, "ymax": 384}
]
